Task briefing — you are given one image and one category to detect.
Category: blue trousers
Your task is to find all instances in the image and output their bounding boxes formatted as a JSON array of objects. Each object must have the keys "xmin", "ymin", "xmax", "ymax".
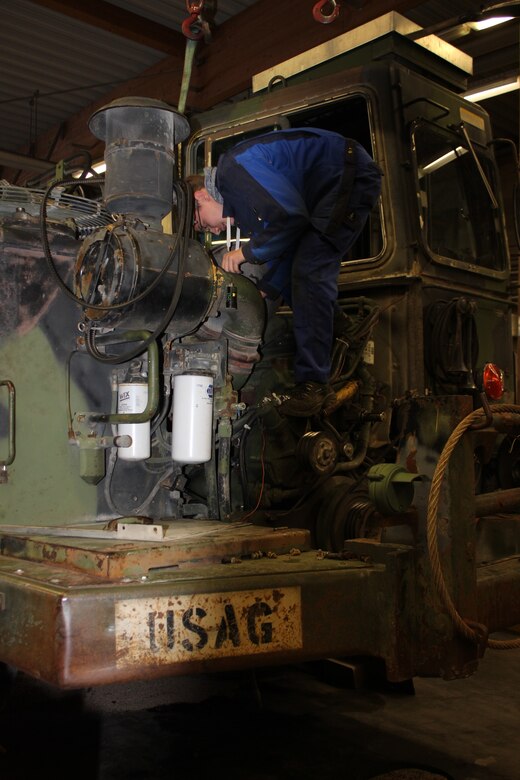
[{"xmin": 268, "ymin": 160, "xmax": 382, "ymax": 384}]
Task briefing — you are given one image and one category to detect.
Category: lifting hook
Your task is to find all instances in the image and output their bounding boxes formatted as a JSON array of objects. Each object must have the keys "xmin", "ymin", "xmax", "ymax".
[
  {"xmin": 182, "ymin": 12, "xmax": 204, "ymax": 40},
  {"xmin": 312, "ymin": 0, "xmax": 341, "ymax": 23},
  {"xmin": 182, "ymin": 0, "xmax": 216, "ymax": 41}
]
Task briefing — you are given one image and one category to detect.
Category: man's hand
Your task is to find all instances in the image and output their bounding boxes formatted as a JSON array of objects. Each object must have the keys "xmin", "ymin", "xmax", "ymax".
[{"xmin": 222, "ymin": 247, "xmax": 245, "ymax": 273}]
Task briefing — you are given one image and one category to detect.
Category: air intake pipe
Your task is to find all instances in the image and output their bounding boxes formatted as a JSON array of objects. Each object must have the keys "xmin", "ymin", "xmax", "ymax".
[{"xmin": 88, "ymin": 96, "xmax": 190, "ymax": 225}]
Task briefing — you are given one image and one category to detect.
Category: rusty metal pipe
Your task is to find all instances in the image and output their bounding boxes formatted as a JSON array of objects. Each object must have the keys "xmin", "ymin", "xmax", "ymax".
[
  {"xmin": 492, "ymin": 413, "xmax": 520, "ymax": 434},
  {"xmin": 323, "ymin": 380, "xmax": 360, "ymax": 416},
  {"xmin": 475, "ymin": 487, "xmax": 520, "ymax": 517}
]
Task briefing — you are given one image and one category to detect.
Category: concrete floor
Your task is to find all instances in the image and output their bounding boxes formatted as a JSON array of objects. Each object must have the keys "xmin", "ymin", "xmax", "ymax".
[{"xmin": 0, "ymin": 645, "xmax": 519, "ymax": 780}]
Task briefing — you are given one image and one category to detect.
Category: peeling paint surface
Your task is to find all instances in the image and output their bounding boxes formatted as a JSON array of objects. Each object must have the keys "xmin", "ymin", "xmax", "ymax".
[{"xmin": 115, "ymin": 587, "xmax": 302, "ymax": 666}]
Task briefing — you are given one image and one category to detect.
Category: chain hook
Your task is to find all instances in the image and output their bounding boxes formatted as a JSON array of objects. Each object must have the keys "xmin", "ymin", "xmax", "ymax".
[
  {"xmin": 182, "ymin": 11, "xmax": 204, "ymax": 40},
  {"xmin": 312, "ymin": 0, "xmax": 341, "ymax": 23},
  {"xmin": 183, "ymin": 0, "xmax": 217, "ymax": 42}
]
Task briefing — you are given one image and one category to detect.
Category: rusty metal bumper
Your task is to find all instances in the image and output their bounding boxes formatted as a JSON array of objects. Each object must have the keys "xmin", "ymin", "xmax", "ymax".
[{"xmin": 0, "ymin": 541, "xmax": 416, "ymax": 688}]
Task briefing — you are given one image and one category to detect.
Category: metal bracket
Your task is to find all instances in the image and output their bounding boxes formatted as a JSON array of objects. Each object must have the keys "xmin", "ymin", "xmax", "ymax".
[{"xmin": 0, "ymin": 380, "xmax": 16, "ymax": 483}]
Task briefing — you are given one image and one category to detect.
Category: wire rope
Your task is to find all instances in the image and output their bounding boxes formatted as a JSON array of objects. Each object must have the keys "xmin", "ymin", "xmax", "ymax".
[{"xmin": 427, "ymin": 403, "xmax": 520, "ymax": 650}]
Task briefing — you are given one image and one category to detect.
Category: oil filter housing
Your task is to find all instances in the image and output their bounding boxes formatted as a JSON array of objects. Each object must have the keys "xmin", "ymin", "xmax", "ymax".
[{"xmin": 171, "ymin": 375, "xmax": 214, "ymax": 464}]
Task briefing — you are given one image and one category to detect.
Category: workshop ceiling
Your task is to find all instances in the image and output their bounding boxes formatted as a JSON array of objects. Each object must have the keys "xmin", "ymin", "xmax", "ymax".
[{"xmin": 0, "ymin": 0, "xmax": 519, "ymax": 180}]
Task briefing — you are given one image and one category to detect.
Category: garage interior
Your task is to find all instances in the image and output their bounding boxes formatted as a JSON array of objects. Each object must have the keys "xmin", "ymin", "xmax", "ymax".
[
  {"xmin": 1, "ymin": 2, "xmax": 520, "ymax": 779},
  {"xmin": 1, "ymin": 0, "xmax": 519, "ymax": 178}
]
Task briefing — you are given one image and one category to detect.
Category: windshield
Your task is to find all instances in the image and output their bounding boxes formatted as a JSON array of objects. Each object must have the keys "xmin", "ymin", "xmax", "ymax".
[{"xmin": 413, "ymin": 124, "xmax": 507, "ymax": 273}]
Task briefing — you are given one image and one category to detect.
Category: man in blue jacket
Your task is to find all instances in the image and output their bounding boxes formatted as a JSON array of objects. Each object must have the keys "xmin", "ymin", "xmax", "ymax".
[{"xmin": 191, "ymin": 127, "xmax": 382, "ymax": 416}]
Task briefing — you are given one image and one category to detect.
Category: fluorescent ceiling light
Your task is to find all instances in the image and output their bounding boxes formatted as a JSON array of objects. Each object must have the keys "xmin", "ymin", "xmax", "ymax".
[
  {"xmin": 464, "ymin": 76, "xmax": 519, "ymax": 101},
  {"xmin": 72, "ymin": 160, "xmax": 106, "ymax": 179},
  {"xmin": 419, "ymin": 147, "xmax": 467, "ymax": 176},
  {"xmin": 469, "ymin": 15, "xmax": 514, "ymax": 29}
]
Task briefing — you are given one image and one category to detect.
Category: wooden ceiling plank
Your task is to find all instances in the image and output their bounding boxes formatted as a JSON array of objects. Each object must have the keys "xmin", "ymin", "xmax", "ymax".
[
  {"xmin": 1, "ymin": 52, "xmax": 190, "ymax": 181},
  {"xmin": 2, "ymin": 0, "xmax": 446, "ymax": 181},
  {"xmin": 193, "ymin": 0, "xmax": 432, "ymax": 110},
  {"xmin": 25, "ymin": 0, "xmax": 185, "ymax": 54}
]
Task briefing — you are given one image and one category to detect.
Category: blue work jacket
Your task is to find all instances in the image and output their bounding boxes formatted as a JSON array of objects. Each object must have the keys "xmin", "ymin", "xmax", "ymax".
[{"xmin": 215, "ymin": 128, "xmax": 367, "ymax": 262}]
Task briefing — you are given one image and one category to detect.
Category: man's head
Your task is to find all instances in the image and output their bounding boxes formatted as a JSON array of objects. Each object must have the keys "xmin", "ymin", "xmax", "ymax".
[{"xmin": 186, "ymin": 168, "xmax": 231, "ymax": 235}]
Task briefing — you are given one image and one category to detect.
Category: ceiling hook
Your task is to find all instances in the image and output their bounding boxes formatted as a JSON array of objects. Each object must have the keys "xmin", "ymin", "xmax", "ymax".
[
  {"xmin": 182, "ymin": 12, "xmax": 204, "ymax": 40},
  {"xmin": 312, "ymin": 0, "xmax": 341, "ymax": 23}
]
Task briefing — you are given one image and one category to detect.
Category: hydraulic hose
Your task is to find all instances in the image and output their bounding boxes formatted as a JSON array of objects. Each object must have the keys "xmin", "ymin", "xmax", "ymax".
[
  {"xmin": 40, "ymin": 177, "xmax": 187, "ymax": 314},
  {"xmin": 334, "ymin": 365, "xmax": 376, "ymax": 473},
  {"xmin": 84, "ymin": 181, "xmax": 193, "ymax": 364},
  {"xmin": 86, "ymin": 331, "xmax": 160, "ymax": 424},
  {"xmin": 104, "ymin": 442, "xmax": 173, "ymax": 517}
]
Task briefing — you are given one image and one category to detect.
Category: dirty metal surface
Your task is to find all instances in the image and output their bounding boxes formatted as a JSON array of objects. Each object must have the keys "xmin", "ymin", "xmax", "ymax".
[
  {"xmin": 477, "ymin": 557, "xmax": 520, "ymax": 632},
  {"xmin": 0, "ymin": 544, "xmax": 416, "ymax": 688},
  {"xmin": 394, "ymin": 395, "xmax": 480, "ymax": 679},
  {"xmin": 0, "ymin": 521, "xmax": 311, "ymax": 579},
  {"xmin": 116, "ymin": 586, "xmax": 303, "ymax": 667}
]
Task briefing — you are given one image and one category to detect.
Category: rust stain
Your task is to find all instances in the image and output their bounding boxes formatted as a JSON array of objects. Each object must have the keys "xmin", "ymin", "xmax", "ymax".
[
  {"xmin": 114, "ymin": 587, "xmax": 303, "ymax": 668},
  {"xmin": 405, "ymin": 447, "xmax": 418, "ymax": 473}
]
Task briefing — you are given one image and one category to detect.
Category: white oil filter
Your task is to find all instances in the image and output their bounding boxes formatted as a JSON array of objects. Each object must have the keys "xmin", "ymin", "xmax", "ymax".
[
  {"xmin": 117, "ymin": 382, "xmax": 150, "ymax": 461},
  {"xmin": 172, "ymin": 374, "xmax": 213, "ymax": 463}
]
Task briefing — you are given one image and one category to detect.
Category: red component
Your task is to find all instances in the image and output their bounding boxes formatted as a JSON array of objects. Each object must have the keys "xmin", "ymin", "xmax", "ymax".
[
  {"xmin": 186, "ymin": 0, "xmax": 204, "ymax": 13},
  {"xmin": 482, "ymin": 362, "xmax": 504, "ymax": 400},
  {"xmin": 182, "ymin": 12, "xmax": 204, "ymax": 40},
  {"xmin": 183, "ymin": 0, "xmax": 205, "ymax": 40},
  {"xmin": 312, "ymin": 0, "xmax": 341, "ymax": 23}
]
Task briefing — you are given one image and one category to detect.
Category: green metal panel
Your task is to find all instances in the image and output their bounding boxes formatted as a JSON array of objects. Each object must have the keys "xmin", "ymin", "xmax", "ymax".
[{"xmin": 0, "ymin": 325, "xmax": 96, "ymax": 524}]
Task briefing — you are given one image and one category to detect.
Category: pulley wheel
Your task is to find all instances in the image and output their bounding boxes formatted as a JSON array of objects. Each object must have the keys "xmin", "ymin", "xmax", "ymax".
[
  {"xmin": 296, "ymin": 430, "xmax": 338, "ymax": 475},
  {"xmin": 316, "ymin": 480, "xmax": 375, "ymax": 551}
]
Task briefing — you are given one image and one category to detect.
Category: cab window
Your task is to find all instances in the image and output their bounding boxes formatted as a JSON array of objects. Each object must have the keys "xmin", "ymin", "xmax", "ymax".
[{"xmin": 413, "ymin": 123, "xmax": 507, "ymax": 273}]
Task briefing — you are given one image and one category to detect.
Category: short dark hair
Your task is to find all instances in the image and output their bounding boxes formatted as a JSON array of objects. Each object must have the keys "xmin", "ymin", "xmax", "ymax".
[{"xmin": 185, "ymin": 174, "xmax": 204, "ymax": 192}]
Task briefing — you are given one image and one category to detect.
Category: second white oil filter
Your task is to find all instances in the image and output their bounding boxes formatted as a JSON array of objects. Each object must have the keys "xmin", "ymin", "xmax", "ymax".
[{"xmin": 171, "ymin": 374, "xmax": 213, "ymax": 463}]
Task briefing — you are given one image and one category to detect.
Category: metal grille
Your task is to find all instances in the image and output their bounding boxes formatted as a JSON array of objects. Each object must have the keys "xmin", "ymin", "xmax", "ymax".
[{"xmin": 0, "ymin": 182, "xmax": 113, "ymax": 235}]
